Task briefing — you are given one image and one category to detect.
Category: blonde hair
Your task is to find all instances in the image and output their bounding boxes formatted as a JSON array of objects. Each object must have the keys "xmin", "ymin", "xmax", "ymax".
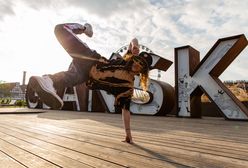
[
  {"xmin": 140, "ymin": 69, "xmax": 149, "ymax": 91},
  {"xmin": 123, "ymin": 53, "xmax": 133, "ymax": 61},
  {"xmin": 123, "ymin": 53, "xmax": 150, "ymax": 91},
  {"xmin": 123, "ymin": 38, "xmax": 150, "ymax": 91}
]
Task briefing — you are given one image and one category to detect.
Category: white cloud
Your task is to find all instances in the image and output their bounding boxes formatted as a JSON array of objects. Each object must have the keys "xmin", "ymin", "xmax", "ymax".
[{"xmin": 0, "ymin": 1, "xmax": 15, "ymax": 20}]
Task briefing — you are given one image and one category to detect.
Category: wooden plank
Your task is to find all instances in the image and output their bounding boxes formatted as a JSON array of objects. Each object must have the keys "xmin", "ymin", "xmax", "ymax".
[
  {"xmin": 0, "ymin": 126, "xmax": 124, "ymax": 168},
  {"xmin": 6, "ymin": 119, "xmax": 248, "ymax": 158},
  {"xmin": 1, "ymin": 112, "xmax": 247, "ymax": 148},
  {"xmin": 36, "ymin": 117, "xmax": 248, "ymax": 145},
  {"xmin": 1, "ymin": 110, "xmax": 248, "ymax": 168},
  {"xmin": 0, "ymin": 124, "xmax": 185, "ymax": 168},
  {"xmin": 0, "ymin": 150, "xmax": 26, "ymax": 168},
  {"xmin": 39, "ymin": 128, "xmax": 248, "ymax": 168},
  {"xmin": 47, "ymin": 127, "xmax": 248, "ymax": 157},
  {"xmin": 0, "ymin": 132, "xmax": 93, "ymax": 168},
  {"xmin": 5, "ymin": 115, "xmax": 247, "ymax": 154},
  {"xmin": 0, "ymin": 124, "xmax": 194, "ymax": 167},
  {"xmin": 25, "ymin": 111, "xmax": 248, "ymax": 140},
  {"xmin": 0, "ymin": 107, "xmax": 46, "ymax": 114},
  {"xmin": 12, "ymin": 123, "xmax": 248, "ymax": 168},
  {"xmin": 0, "ymin": 138, "xmax": 59, "ymax": 168},
  {"xmin": 1, "ymin": 115, "xmax": 248, "ymax": 167}
]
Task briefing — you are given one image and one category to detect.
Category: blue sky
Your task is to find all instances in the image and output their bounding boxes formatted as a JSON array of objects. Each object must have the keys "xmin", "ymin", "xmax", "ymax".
[{"xmin": 0, "ymin": 0, "xmax": 247, "ymax": 86}]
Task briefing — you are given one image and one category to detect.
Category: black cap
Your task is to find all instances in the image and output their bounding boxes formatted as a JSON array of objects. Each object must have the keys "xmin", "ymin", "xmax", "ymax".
[{"xmin": 138, "ymin": 52, "xmax": 153, "ymax": 68}]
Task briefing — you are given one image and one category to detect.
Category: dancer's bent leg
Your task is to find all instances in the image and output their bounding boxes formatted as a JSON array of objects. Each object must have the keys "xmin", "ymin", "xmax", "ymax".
[
  {"xmin": 30, "ymin": 23, "xmax": 102, "ymax": 109},
  {"xmin": 51, "ymin": 23, "xmax": 102, "ymax": 88}
]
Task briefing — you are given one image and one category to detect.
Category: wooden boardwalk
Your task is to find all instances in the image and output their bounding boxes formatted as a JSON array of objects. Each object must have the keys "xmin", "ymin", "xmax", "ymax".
[{"xmin": 0, "ymin": 108, "xmax": 248, "ymax": 168}]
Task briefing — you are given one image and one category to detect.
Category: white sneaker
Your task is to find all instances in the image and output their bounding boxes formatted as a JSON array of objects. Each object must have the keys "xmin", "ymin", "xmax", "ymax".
[
  {"xmin": 83, "ymin": 23, "xmax": 93, "ymax": 37},
  {"xmin": 29, "ymin": 75, "xmax": 64, "ymax": 109}
]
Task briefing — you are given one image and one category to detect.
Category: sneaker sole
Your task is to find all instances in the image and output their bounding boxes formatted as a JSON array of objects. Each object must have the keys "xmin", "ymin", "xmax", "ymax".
[{"xmin": 29, "ymin": 76, "xmax": 63, "ymax": 109}]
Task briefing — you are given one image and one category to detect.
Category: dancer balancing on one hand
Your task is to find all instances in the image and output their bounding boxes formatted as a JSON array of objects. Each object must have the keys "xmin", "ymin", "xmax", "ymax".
[{"xmin": 29, "ymin": 22, "xmax": 152, "ymax": 144}]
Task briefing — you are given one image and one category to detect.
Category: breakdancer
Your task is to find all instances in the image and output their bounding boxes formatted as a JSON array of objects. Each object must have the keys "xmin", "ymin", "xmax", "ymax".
[{"xmin": 29, "ymin": 22, "xmax": 152, "ymax": 143}]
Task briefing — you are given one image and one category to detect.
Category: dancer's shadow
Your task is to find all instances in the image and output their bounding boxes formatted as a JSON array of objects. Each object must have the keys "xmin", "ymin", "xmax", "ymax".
[
  {"xmin": 132, "ymin": 143, "xmax": 167, "ymax": 160},
  {"xmin": 131, "ymin": 143, "xmax": 187, "ymax": 167}
]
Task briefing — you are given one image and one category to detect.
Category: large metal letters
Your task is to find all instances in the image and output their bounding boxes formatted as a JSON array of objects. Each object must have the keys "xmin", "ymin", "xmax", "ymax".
[{"xmin": 26, "ymin": 35, "xmax": 248, "ymax": 120}]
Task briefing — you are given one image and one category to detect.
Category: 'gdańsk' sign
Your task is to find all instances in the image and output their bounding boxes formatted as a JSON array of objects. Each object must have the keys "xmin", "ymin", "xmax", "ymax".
[{"xmin": 26, "ymin": 34, "xmax": 248, "ymax": 120}]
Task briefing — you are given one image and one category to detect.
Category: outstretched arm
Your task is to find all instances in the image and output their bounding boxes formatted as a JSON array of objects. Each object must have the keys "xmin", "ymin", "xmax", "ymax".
[{"xmin": 122, "ymin": 108, "xmax": 133, "ymax": 143}]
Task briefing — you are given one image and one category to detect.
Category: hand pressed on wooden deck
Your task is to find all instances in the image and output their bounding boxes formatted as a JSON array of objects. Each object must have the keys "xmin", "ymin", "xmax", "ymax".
[{"xmin": 122, "ymin": 136, "xmax": 133, "ymax": 144}]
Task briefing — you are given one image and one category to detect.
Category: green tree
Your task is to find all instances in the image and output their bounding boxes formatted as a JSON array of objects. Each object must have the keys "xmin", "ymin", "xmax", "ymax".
[{"xmin": 0, "ymin": 82, "xmax": 11, "ymax": 97}]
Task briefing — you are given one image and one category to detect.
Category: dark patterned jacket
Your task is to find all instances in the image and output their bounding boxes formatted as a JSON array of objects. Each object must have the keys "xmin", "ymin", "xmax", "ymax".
[{"xmin": 87, "ymin": 58, "xmax": 134, "ymax": 110}]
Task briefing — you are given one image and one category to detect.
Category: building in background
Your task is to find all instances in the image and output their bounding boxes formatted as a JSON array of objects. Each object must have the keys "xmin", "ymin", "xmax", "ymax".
[
  {"xmin": 0, "ymin": 82, "xmax": 26, "ymax": 100},
  {"xmin": 0, "ymin": 71, "xmax": 27, "ymax": 100}
]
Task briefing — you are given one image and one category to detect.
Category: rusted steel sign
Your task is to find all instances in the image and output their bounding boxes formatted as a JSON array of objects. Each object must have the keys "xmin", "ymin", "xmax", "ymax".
[{"xmin": 175, "ymin": 34, "xmax": 248, "ymax": 120}]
